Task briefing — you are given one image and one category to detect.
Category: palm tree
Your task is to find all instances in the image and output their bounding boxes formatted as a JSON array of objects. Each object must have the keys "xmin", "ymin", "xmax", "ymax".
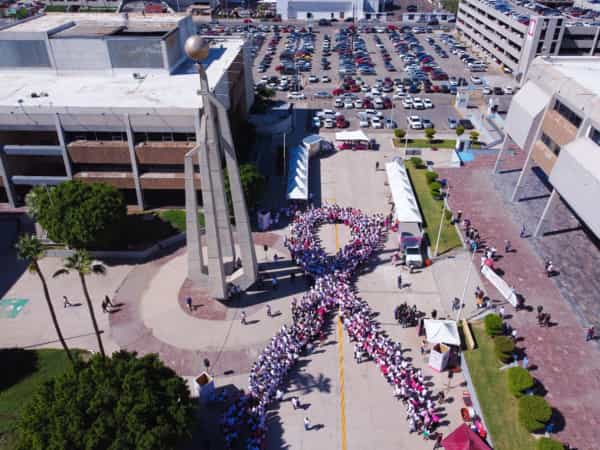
[
  {"xmin": 15, "ymin": 234, "xmax": 75, "ymax": 367},
  {"xmin": 54, "ymin": 250, "xmax": 106, "ymax": 358}
]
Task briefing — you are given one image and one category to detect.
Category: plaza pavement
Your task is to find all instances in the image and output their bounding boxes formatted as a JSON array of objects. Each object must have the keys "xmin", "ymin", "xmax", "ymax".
[{"xmin": 437, "ymin": 151, "xmax": 600, "ymax": 450}]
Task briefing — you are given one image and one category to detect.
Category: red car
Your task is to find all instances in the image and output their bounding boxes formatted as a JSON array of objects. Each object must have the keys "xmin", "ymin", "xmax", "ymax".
[
  {"xmin": 337, "ymin": 142, "xmax": 353, "ymax": 150},
  {"xmin": 332, "ymin": 88, "xmax": 345, "ymax": 96},
  {"xmin": 243, "ymin": 18, "xmax": 253, "ymax": 23},
  {"xmin": 350, "ymin": 85, "xmax": 360, "ymax": 93},
  {"xmin": 383, "ymin": 98, "xmax": 392, "ymax": 109},
  {"xmin": 363, "ymin": 99, "xmax": 373, "ymax": 108},
  {"xmin": 336, "ymin": 119, "xmax": 349, "ymax": 128}
]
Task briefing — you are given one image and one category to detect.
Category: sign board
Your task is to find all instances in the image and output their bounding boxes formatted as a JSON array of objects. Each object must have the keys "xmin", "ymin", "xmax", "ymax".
[
  {"xmin": 527, "ymin": 18, "xmax": 537, "ymax": 38},
  {"xmin": 481, "ymin": 265, "xmax": 517, "ymax": 306}
]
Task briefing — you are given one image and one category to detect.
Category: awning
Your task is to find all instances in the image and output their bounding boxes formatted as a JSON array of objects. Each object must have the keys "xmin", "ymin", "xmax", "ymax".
[
  {"xmin": 424, "ymin": 319, "xmax": 461, "ymax": 346},
  {"xmin": 335, "ymin": 129, "xmax": 369, "ymax": 141},
  {"xmin": 286, "ymin": 145, "xmax": 309, "ymax": 200},
  {"xmin": 442, "ymin": 423, "xmax": 490, "ymax": 450},
  {"xmin": 385, "ymin": 157, "xmax": 423, "ymax": 224},
  {"xmin": 504, "ymin": 81, "xmax": 551, "ymax": 150}
]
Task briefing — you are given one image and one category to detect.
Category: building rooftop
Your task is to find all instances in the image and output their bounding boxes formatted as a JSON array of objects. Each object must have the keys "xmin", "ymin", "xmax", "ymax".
[
  {"xmin": 537, "ymin": 56, "xmax": 600, "ymax": 96},
  {"xmin": 0, "ymin": 12, "xmax": 184, "ymax": 35},
  {"xmin": 0, "ymin": 39, "xmax": 244, "ymax": 113}
]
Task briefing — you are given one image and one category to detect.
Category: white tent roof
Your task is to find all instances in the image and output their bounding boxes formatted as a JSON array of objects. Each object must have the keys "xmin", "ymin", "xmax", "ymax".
[
  {"xmin": 385, "ymin": 158, "xmax": 423, "ymax": 224},
  {"xmin": 424, "ymin": 319, "xmax": 461, "ymax": 346},
  {"xmin": 286, "ymin": 145, "xmax": 309, "ymax": 200},
  {"xmin": 335, "ymin": 129, "xmax": 369, "ymax": 141}
]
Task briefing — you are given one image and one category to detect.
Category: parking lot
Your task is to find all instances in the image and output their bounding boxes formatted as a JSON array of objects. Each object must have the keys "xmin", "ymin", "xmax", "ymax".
[{"xmin": 251, "ymin": 24, "xmax": 516, "ymax": 137}]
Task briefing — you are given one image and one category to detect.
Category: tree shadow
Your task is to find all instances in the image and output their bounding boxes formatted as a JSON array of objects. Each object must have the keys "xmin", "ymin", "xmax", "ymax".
[
  {"xmin": 0, "ymin": 347, "xmax": 38, "ymax": 391},
  {"xmin": 550, "ymin": 408, "xmax": 566, "ymax": 433}
]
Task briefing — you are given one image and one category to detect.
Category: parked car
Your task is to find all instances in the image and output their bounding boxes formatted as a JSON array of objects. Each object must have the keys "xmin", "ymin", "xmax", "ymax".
[
  {"xmin": 447, "ymin": 117, "xmax": 457, "ymax": 129},
  {"xmin": 315, "ymin": 91, "xmax": 332, "ymax": 98},
  {"xmin": 287, "ymin": 92, "xmax": 306, "ymax": 99},
  {"xmin": 407, "ymin": 115, "xmax": 423, "ymax": 129},
  {"xmin": 423, "ymin": 98, "xmax": 433, "ymax": 109},
  {"xmin": 371, "ymin": 117, "xmax": 383, "ymax": 128},
  {"xmin": 470, "ymin": 75, "xmax": 482, "ymax": 85},
  {"xmin": 504, "ymin": 86, "xmax": 514, "ymax": 95},
  {"xmin": 459, "ymin": 119, "xmax": 474, "ymax": 130}
]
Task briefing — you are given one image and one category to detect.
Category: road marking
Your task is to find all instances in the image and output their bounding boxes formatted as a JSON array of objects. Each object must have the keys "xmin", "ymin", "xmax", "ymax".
[{"xmin": 334, "ymin": 212, "xmax": 348, "ymax": 450}]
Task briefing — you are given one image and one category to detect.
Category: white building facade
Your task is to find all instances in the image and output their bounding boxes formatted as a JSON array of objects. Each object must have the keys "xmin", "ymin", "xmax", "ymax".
[{"xmin": 277, "ymin": 0, "xmax": 381, "ymax": 20}]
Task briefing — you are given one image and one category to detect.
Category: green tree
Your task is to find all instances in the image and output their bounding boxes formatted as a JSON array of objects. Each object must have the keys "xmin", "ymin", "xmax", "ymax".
[
  {"xmin": 15, "ymin": 234, "xmax": 75, "ymax": 367},
  {"xmin": 224, "ymin": 163, "xmax": 266, "ymax": 213},
  {"xmin": 394, "ymin": 128, "xmax": 406, "ymax": 140},
  {"xmin": 424, "ymin": 127, "xmax": 436, "ymax": 143},
  {"xmin": 15, "ymin": 7, "xmax": 29, "ymax": 19},
  {"xmin": 53, "ymin": 250, "xmax": 107, "ymax": 358},
  {"xmin": 455, "ymin": 125, "xmax": 465, "ymax": 138},
  {"xmin": 15, "ymin": 351, "xmax": 195, "ymax": 450},
  {"xmin": 470, "ymin": 130, "xmax": 480, "ymax": 143},
  {"xmin": 26, "ymin": 181, "xmax": 126, "ymax": 250}
]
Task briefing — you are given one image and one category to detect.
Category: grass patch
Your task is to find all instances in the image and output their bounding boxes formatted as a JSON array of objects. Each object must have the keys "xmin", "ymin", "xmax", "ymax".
[
  {"xmin": 393, "ymin": 138, "xmax": 482, "ymax": 149},
  {"xmin": 158, "ymin": 209, "xmax": 205, "ymax": 232},
  {"xmin": 0, "ymin": 349, "xmax": 81, "ymax": 450},
  {"xmin": 463, "ymin": 324, "xmax": 536, "ymax": 450},
  {"xmin": 405, "ymin": 160, "xmax": 461, "ymax": 254}
]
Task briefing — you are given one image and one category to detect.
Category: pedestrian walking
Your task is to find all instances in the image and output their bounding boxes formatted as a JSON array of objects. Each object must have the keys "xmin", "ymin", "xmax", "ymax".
[
  {"xmin": 504, "ymin": 240, "xmax": 512, "ymax": 253},
  {"xmin": 266, "ymin": 304, "xmax": 272, "ymax": 317},
  {"xmin": 499, "ymin": 306, "xmax": 505, "ymax": 319},
  {"xmin": 587, "ymin": 326, "xmax": 595, "ymax": 342},
  {"xmin": 304, "ymin": 417, "xmax": 311, "ymax": 431},
  {"xmin": 291, "ymin": 396, "xmax": 300, "ymax": 410},
  {"xmin": 186, "ymin": 296, "xmax": 192, "ymax": 311},
  {"xmin": 101, "ymin": 298, "xmax": 109, "ymax": 313},
  {"xmin": 433, "ymin": 433, "xmax": 443, "ymax": 449},
  {"xmin": 511, "ymin": 329, "xmax": 518, "ymax": 341},
  {"xmin": 438, "ymin": 391, "xmax": 445, "ymax": 404},
  {"xmin": 420, "ymin": 340, "xmax": 427, "ymax": 356},
  {"xmin": 375, "ymin": 161, "xmax": 380, "ymax": 171},
  {"xmin": 522, "ymin": 356, "xmax": 529, "ymax": 369},
  {"xmin": 452, "ymin": 297, "xmax": 461, "ymax": 312},
  {"xmin": 104, "ymin": 295, "xmax": 115, "ymax": 308},
  {"xmin": 520, "ymin": 224, "xmax": 527, "ymax": 238},
  {"xmin": 241, "ymin": 311, "xmax": 247, "ymax": 325},
  {"xmin": 275, "ymin": 389, "xmax": 284, "ymax": 401},
  {"xmin": 63, "ymin": 295, "xmax": 73, "ymax": 308},
  {"xmin": 397, "ymin": 274, "xmax": 402, "ymax": 289}
]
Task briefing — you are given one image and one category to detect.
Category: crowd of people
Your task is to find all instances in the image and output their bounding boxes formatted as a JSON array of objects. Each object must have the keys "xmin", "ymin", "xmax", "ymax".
[{"xmin": 222, "ymin": 205, "xmax": 442, "ymax": 448}]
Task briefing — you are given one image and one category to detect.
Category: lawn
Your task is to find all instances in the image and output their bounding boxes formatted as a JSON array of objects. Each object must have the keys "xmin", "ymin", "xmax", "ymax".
[
  {"xmin": 0, "ymin": 349, "xmax": 79, "ymax": 450},
  {"xmin": 393, "ymin": 138, "xmax": 482, "ymax": 149},
  {"xmin": 158, "ymin": 209, "xmax": 205, "ymax": 232},
  {"xmin": 463, "ymin": 324, "xmax": 536, "ymax": 450},
  {"xmin": 405, "ymin": 160, "xmax": 462, "ymax": 255}
]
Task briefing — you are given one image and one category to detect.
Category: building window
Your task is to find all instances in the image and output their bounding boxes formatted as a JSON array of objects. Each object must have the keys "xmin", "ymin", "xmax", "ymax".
[
  {"xmin": 553, "ymin": 99, "xmax": 582, "ymax": 128},
  {"xmin": 552, "ymin": 27, "xmax": 561, "ymax": 40},
  {"xmin": 589, "ymin": 127, "xmax": 600, "ymax": 146},
  {"xmin": 540, "ymin": 132, "xmax": 561, "ymax": 156},
  {"xmin": 550, "ymin": 42, "xmax": 556, "ymax": 53}
]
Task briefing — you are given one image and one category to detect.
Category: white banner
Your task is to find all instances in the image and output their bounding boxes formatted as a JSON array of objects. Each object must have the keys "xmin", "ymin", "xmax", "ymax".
[{"xmin": 481, "ymin": 265, "xmax": 518, "ymax": 306}]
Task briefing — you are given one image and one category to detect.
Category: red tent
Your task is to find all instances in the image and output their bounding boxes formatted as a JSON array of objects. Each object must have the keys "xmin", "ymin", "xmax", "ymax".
[{"xmin": 442, "ymin": 424, "xmax": 490, "ymax": 450}]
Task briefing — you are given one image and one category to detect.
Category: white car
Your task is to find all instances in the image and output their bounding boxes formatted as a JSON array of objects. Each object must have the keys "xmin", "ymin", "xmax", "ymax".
[
  {"xmin": 313, "ymin": 117, "xmax": 322, "ymax": 128},
  {"xmin": 335, "ymin": 98, "xmax": 343, "ymax": 107},
  {"xmin": 402, "ymin": 98, "xmax": 413, "ymax": 109},
  {"xmin": 322, "ymin": 76, "xmax": 331, "ymax": 83},
  {"xmin": 287, "ymin": 92, "xmax": 306, "ymax": 99},
  {"xmin": 393, "ymin": 91, "xmax": 406, "ymax": 100},
  {"xmin": 308, "ymin": 75, "xmax": 319, "ymax": 83},
  {"xmin": 364, "ymin": 109, "xmax": 383, "ymax": 118},
  {"xmin": 407, "ymin": 115, "xmax": 423, "ymax": 129},
  {"xmin": 359, "ymin": 117, "xmax": 370, "ymax": 127},
  {"xmin": 344, "ymin": 100, "xmax": 354, "ymax": 109},
  {"xmin": 371, "ymin": 88, "xmax": 382, "ymax": 96},
  {"xmin": 371, "ymin": 117, "xmax": 383, "ymax": 128},
  {"xmin": 482, "ymin": 86, "xmax": 492, "ymax": 95},
  {"xmin": 504, "ymin": 86, "xmax": 514, "ymax": 95},
  {"xmin": 412, "ymin": 98, "xmax": 425, "ymax": 110},
  {"xmin": 361, "ymin": 85, "xmax": 370, "ymax": 92},
  {"xmin": 324, "ymin": 118, "xmax": 335, "ymax": 128},
  {"xmin": 423, "ymin": 98, "xmax": 433, "ymax": 109},
  {"xmin": 354, "ymin": 99, "xmax": 364, "ymax": 108},
  {"xmin": 470, "ymin": 75, "xmax": 483, "ymax": 85}
]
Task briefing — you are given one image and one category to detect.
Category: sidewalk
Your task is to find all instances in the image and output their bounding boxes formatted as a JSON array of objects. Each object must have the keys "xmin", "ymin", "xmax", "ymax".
[{"xmin": 437, "ymin": 152, "xmax": 600, "ymax": 450}]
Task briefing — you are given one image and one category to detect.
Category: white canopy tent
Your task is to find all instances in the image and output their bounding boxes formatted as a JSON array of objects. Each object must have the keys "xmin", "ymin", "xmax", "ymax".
[
  {"xmin": 424, "ymin": 319, "xmax": 461, "ymax": 346},
  {"xmin": 385, "ymin": 157, "xmax": 423, "ymax": 224},
  {"xmin": 335, "ymin": 129, "xmax": 370, "ymax": 141},
  {"xmin": 286, "ymin": 145, "xmax": 309, "ymax": 200}
]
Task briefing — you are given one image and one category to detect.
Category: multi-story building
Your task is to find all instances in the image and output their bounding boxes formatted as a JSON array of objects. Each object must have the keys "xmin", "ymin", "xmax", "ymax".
[
  {"xmin": 496, "ymin": 56, "xmax": 600, "ymax": 239},
  {"xmin": 457, "ymin": 0, "xmax": 600, "ymax": 79},
  {"xmin": 0, "ymin": 13, "xmax": 255, "ymax": 209},
  {"xmin": 276, "ymin": 0, "xmax": 382, "ymax": 21}
]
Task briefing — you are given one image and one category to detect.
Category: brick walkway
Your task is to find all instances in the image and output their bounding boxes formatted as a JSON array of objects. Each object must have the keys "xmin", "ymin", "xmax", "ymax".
[
  {"xmin": 109, "ymin": 232, "xmax": 289, "ymax": 377},
  {"xmin": 437, "ymin": 152, "xmax": 600, "ymax": 450}
]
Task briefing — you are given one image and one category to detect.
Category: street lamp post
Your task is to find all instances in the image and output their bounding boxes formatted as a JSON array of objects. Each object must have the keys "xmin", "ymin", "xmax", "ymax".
[{"xmin": 433, "ymin": 181, "xmax": 449, "ymax": 257}]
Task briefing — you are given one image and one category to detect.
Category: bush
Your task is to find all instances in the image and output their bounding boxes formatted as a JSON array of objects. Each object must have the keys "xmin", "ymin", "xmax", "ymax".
[
  {"xmin": 26, "ymin": 181, "xmax": 126, "ymax": 250},
  {"xmin": 16, "ymin": 351, "xmax": 195, "ymax": 450},
  {"xmin": 470, "ymin": 131, "xmax": 480, "ymax": 143},
  {"xmin": 455, "ymin": 125, "xmax": 465, "ymax": 137},
  {"xmin": 429, "ymin": 181, "xmax": 442, "ymax": 199},
  {"xmin": 444, "ymin": 209, "xmax": 453, "ymax": 221},
  {"xmin": 536, "ymin": 437, "xmax": 564, "ymax": 450},
  {"xmin": 409, "ymin": 156, "xmax": 425, "ymax": 168},
  {"xmin": 425, "ymin": 171, "xmax": 439, "ymax": 184},
  {"xmin": 494, "ymin": 336, "xmax": 515, "ymax": 363},
  {"xmin": 394, "ymin": 128, "xmax": 406, "ymax": 139},
  {"xmin": 507, "ymin": 366, "xmax": 534, "ymax": 397},
  {"xmin": 518, "ymin": 395, "xmax": 552, "ymax": 433},
  {"xmin": 484, "ymin": 313, "xmax": 503, "ymax": 336},
  {"xmin": 424, "ymin": 127, "xmax": 436, "ymax": 142}
]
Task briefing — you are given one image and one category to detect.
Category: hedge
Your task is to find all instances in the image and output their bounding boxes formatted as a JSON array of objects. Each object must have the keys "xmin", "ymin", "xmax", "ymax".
[
  {"xmin": 507, "ymin": 366, "xmax": 534, "ymax": 397},
  {"xmin": 426, "ymin": 171, "xmax": 439, "ymax": 184},
  {"xmin": 494, "ymin": 336, "xmax": 515, "ymax": 363},
  {"xmin": 409, "ymin": 157, "xmax": 425, "ymax": 169},
  {"xmin": 484, "ymin": 314, "xmax": 503, "ymax": 336},
  {"xmin": 518, "ymin": 395, "xmax": 552, "ymax": 433},
  {"xmin": 536, "ymin": 437, "xmax": 564, "ymax": 450}
]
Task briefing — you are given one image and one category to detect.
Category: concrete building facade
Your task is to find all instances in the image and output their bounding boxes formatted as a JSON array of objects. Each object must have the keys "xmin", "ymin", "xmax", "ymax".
[
  {"xmin": 495, "ymin": 56, "xmax": 600, "ymax": 240},
  {"xmin": 0, "ymin": 13, "xmax": 255, "ymax": 209},
  {"xmin": 276, "ymin": 0, "xmax": 381, "ymax": 20},
  {"xmin": 457, "ymin": 0, "xmax": 600, "ymax": 79}
]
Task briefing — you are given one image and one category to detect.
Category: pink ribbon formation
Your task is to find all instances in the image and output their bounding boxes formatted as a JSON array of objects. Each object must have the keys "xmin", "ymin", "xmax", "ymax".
[{"xmin": 222, "ymin": 205, "xmax": 439, "ymax": 449}]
